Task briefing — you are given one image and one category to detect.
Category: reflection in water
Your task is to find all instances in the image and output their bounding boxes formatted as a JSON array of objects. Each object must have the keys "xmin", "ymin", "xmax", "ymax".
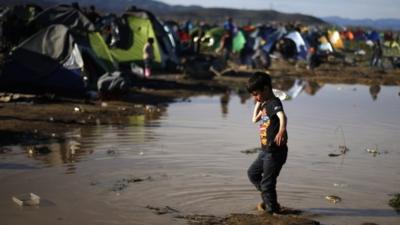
[
  {"xmin": 285, "ymin": 79, "xmax": 324, "ymax": 98},
  {"xmin": 369, "ymin": 84, "xmax": 381, "ymax": 101},
  {"xmin": 237, "ymin": 88, "xmax": 251, "ymax": 104},
  {"xmin": 304, "ymin": 81, "xmax": 323, "ymax": 96},
  {"xmin": 270, "ymin": 79, "xmax": 324, "ymax": 100},
  {"xmin": 274, "ymin": 78, "xmax": 295, "ymax": 91},
  {"xmin": 232, "ymin": 79, "xmax": 325, "ymax": 107},
  {"xmin": 143, "ymin": 105, "xmax": 167, "ymax": 121},
  {"xmin": 22, "ymin": 129, "xmax": 89, "ymax": 174},
  {"xmin": 308, "ymin": 208, "xmax": 397, "ymax": 217},
  {"xmin": 220, "ymin": 91, "xmax": 231, "ymax": 117},
  {"xmin": 287, "ymin": 79, "xmax": 305, "ymax": 98},
  {"xmin": 1, "ymin": 84, "xmax": 400, "ymax": 225},
  {"xmin": 18, "ymin": 105, "xmax": 168, "ymax": 174}
]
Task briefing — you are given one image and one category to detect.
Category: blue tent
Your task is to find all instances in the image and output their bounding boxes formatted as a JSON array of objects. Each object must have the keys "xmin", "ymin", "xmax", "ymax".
[
  {"xmin": 366, "ymin": 31, "xmax": 380, "ymax": 42},
  {"xmin": 0, "ymin": 25, "xmax": 86, "ymax": 97}
]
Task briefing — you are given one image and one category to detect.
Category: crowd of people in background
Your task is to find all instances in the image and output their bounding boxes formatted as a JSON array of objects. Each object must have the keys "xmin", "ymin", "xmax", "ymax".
[
  {"xmin": 169, "ymin": 15, "xmax": 400, "ymax": 71},
  {"xmin": 0, "ymin": 2, "xmax": 397, "ymax": 101},
  {"xmin": 1, "ymin": 2, "xmax": 400, "ymax": 74}
]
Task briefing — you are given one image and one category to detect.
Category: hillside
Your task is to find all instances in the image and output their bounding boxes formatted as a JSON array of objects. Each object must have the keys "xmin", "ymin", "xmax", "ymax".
[
  {"xmin": 323, "ymin": 16, "xmax": 400, "ymax": 30},
  {"xmin": 1, "ymin": 0, "xmax": 327, "ymax": 25}
]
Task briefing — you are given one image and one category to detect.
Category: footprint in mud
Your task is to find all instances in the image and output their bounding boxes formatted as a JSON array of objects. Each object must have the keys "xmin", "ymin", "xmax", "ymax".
[
  {"xmin": 146, "ymin": 205, "xmax": 180, "ymax": 215},
  {"xmin": 111, "ymin": 176, "xmax": 152, "ymax": 192}
]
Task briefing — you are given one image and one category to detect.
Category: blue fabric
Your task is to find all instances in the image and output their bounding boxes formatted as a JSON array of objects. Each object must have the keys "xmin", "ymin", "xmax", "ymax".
[
  {"xmin": 0, "ymin": 61, "xmax": 86, "ymax": 97},
  {"xmin": 367, "ymin": 31, "xmax": 380, "ymax": 42},
  {"xmin": 223, "ymin": 21, "xmax": 237, "ymax": 36},
  {"xmin": 248, "ymin": 146, "xmax": 288, "ymax": 212}
]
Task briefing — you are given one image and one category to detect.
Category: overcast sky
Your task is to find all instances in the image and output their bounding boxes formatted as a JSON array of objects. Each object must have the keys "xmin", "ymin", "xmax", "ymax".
[{"xmin": 158, "ymin": 0, "xmax": 400, "ymax": 19}]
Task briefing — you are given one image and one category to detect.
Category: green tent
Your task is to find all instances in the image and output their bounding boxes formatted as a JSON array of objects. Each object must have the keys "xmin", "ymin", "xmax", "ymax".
[
  {"xmin": 110, "ymin": 9, "xmax": 179, "ymax": 69},
  {"xmin": 383, "ymin": 40, "xmax": 400, "ymax": 57},
  {"xmin": 88, "ymin": 32, "xmax": 119, "ymax": 73},
  {"xmin": 110, "ymin": 15, "xmax": 162, "ymax": 65},
  {"xmin": 203, "ymin": 27, "xmax": 246, "ymax": 53},
  {"xmin": 203, "ymin": 27, "xmax": 224, "ymax": 50},
  {"xmin": 233, "ymin": 31, "xmax": 246, "ymax": 53}
]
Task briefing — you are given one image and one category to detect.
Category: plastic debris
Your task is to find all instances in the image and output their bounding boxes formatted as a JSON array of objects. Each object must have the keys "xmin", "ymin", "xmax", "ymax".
[
  {"xmin": 73, "ymin": 106, "xmax": 83, "ymax": 112},
  {"xmin": 328, "ymin": 153, "xmax": 342, "ymax": 157},
  {"xmin": 364, "ymin": 145, "xmax": 387, "ymax": 156},
  {"xmin": 365, "ymin": 148, "xmax": 379, "ymax": 155},
  {"xmin": 12, "ymin": 193, "xmax": 40, "ymax": 206},
  {"xmin": 333, "ymin": 183, "xmax": 348, "ymax": 188},
  {"xmin": 325, "ymin": 195, "xmax": 341, "ymax": 203}
]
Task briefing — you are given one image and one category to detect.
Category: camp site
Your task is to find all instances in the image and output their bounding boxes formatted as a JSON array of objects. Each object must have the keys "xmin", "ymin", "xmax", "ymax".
[{"xmin": 0, "ymin": 1, "xmax": 399, "ymax": 225}]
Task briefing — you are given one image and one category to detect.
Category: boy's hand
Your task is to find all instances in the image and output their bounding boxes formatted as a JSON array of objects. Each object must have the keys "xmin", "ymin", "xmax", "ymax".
[
  {"xmin": 274, "ymin": 131, "xmax": 286, "ymax": 146},
  {"xmin": 275, "ymin": 111, "xmax": 287, "ymax": 146}
]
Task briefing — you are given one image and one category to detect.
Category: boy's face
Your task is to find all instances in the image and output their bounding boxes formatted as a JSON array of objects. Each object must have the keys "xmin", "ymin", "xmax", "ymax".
[
  {"xmin": 251, "ymin": 89, "xmax": 267, "ymax": 102},
  {"xmin": 251, "ymin": 87, "xmax": 272, "ymax": 102}
]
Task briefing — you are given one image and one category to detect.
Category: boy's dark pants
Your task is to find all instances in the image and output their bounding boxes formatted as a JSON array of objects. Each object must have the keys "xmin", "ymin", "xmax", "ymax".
[{"xmin": 247, "ymin": 145, "xmax": 288, "ymax": 212}]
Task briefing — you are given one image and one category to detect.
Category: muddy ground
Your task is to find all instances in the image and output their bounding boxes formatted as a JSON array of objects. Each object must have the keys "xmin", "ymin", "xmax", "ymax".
[
  {"xmin": 1, "ymin": 60, "xmax": 397, "ymax": 225},
  {"xmin": 1, "ymin": 61, "xmax": 399, "ymax": 142}
]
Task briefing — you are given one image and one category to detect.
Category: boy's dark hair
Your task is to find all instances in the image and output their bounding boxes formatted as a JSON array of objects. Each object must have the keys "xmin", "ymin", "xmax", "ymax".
[
  {"xmin": 148, "ymin": 37, "xmax": 154, "ymax": 44},
  {"xmin": 247, "ymin": 72, "xmax": 272, "ymax": 93}
]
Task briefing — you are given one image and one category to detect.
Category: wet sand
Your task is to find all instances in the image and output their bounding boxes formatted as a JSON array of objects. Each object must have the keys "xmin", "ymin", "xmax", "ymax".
[{"xmin": 1, "ymin": 62, "xmax": 400, "ymax": 225}]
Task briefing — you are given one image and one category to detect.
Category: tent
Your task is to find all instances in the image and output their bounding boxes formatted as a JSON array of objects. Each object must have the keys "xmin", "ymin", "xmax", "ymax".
[
  {"xmin": 1, "ymin": 4, "xmax": 42, "ymax": 50},
  {"xmin": 28, "ymin": 5, "xmax": 118, "ymax": 81},
  {"xmin": 110, "ymin": 8, "xmax": 179, "ymax": 69},
  {"xmin": 318, "ymin": 36, "xmax": 334, "ymax": 53},
  {"xmin": 202, "ymin": 27, "xmax": 246, "ymax": 53},
  {"xmin": 260, "ymin": 26, "xmax": 287, "ymax": 53},
  {"xmin": 285, "ymin": 31, "xmax": 308, "ymax": 59},
  {"xmin": 29, "ymin": 5, "xmax": 95, "ymax": 32},
  {"xmin": 327, "ymin": 30, "xmax": 344, "ymax": 50},
  {"xmin": 366, "ymin": 30, "xmax": 380, "ymax": 42},
  {"xmin": 0, "ymin": 25, "xmax": 86, "ymax": 97},
  {"xmin": 383, "ymin": 40, "xmax": 400, "ymax": 57}
]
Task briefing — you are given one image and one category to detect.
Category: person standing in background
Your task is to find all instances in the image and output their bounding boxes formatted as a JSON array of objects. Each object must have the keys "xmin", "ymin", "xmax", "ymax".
[{"xmin": 143, "ymin": 37, "xmax": 155, "ymax": 78}]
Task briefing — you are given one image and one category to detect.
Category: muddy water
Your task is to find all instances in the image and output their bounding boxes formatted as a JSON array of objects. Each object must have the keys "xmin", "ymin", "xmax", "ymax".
[{"xmin": 1, "ymin": 84, "xmax": 400, "ymax": 225}]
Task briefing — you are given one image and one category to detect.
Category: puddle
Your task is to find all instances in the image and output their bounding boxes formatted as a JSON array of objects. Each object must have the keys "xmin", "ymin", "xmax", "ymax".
[{"xmin": 0, "ymin": 83, "xmax": 399, "ymax": 225}]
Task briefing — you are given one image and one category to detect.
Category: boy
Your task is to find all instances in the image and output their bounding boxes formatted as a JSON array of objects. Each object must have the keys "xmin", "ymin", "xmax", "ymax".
[
  {"xmin": 247, "ymin": 72, "xmax": 288, "ymax": 214},
  {"xmin": 143, "ymin": 37, "xmax": 155, "ymax": 78}
]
